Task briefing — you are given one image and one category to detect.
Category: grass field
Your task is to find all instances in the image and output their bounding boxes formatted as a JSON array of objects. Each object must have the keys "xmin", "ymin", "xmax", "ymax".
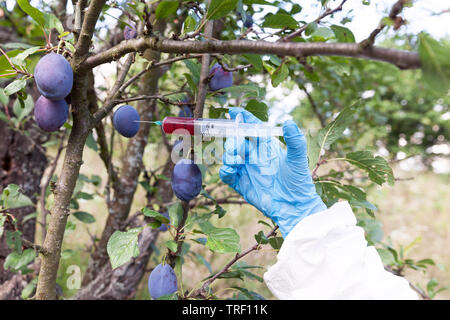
[{"xmin": 45, "ymin": 146, "xmax": 449, "ymax": 300}]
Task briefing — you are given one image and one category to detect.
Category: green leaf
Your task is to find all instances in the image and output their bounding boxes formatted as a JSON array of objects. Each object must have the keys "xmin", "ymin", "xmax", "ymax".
[
  {"xmin": 107, "ymin": 228, "xmax": 142, "ymax": 269},
  {"xmin": 15, "ymin": 248, "xmax": 36, "ymax": 270},
  {"xmin": 377, "ymin": 248, "xmax": 396, "ymax": 266},
  {"xmin": 305, "ymin": 22, "xmax": 318, "ymax": 36},
  {"xmin": 156, "ymin": 293, "xmax": 178, "ymax": 300},
  {"xmin": 231, "ymin": 287, "xmax": 265, "ymax": 300},
  {"xmin": 245, "ymin": 99, "xmax": 268, "ymax": 121},
  {"xmin": 242, "ymin": 54, "xmax": 263, "ymax": 71},
  {"xmin": 2, "ymin": 184, "xmax": 33, "ymax": 209},
  {"xmin": 418, "ymin": 33, "xmax": 450, "ymax": 95},
  {"xmin": 182, "ymin": 14, "xmax": 197, "ymax": 34},
  {"xmin": 142, "ymin": 208, "xmax": 170, "ymax": 223},
  {"xmin": 0, "ymin": 215, "xmax": 6, "ymax": 238},
  {"xmin": 10, "ymin": 46, "xmax": 40, "ymax": 67},
  {"xmin": 307, "ymin": 131, "xmax": 320, "ymax": 170},
  {"xmin": 271, "ymin": 62, "xmax": 289, "ymax": 87},
  {"xmin": 254, "ymin": 231, "xmax": 269, "ymax": 244},
  {"xmin": 344, "ymin": 151, "xmax": 394, "ymax": 185},
  {"xmin": 85, "ymin": 133, "xmax": 98, "ymax": 151},
  {"xmin": 310, "ymin": 27, "xmax": 335, "ymax": 41},
  {"xmin": 207, "ymin": 0, "xmax": 239, "ymax": 20},
  {"xmin": 165, "ymin": 240, "xmax": 178, "ymax": 252},
  {"xmin": 21, "ymin": 277, "xmax": 38, "ymax": 300},
  {"xmin": 330, "ymin": 25, "xmax": 355, "ymax": 43},
  {"xmin": 183, "ymin": 59, "xmax": 201, "ymax": 85},
  {"xmin": 0, "ymin": 50, "xmax": 21, "ymax": 75},
  {"xmin": 192, "ymin": 252, "xmax": 212, "ymax": 273},
  {"xmin": 155, "ymin": 1, "xmax": 179, "ymax": 20},
  {"xmin": 17, "ymin": 0, "xmax": 64, "ymax": 34},
  {"xmin": 205, "ymin": 227, "xmax": 241, "ymax": 253},
  {"xmin": 268, "ymin": 237, "xmax": 283, "ymax": 250},
  {"xmin": 4, "ymin": 79, "xmax": 27, "ymax": 96},
  {"xmin": 315, "ymin": 103, "xmax": 357, "ymax": 158},
  {"xmin": 262, "ymin": 13, "xmax": 298, "ymax": 29},
  {"xmin": 4, "ymin": 252, "xmax": 21, "ymax": 270},
  {"xmin": 0, "ymin": 89, "xmax": 9, "ymax": 106},
  {"xmin": 168, "ymin": 202, "xmax": 184, "ymax": 228},
  {"xmin": 73, "ymin": 211, "xmax": 96, "ymax": 224},
  {"xmin": 13, "ymin": 95, "xmax": 34, "ymax": 123}
]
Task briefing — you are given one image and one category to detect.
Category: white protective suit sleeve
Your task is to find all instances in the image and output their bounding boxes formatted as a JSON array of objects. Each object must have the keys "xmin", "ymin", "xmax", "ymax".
[{"xmin": 263, "ymin": 201, "xmax": 418, "ymax": 300}]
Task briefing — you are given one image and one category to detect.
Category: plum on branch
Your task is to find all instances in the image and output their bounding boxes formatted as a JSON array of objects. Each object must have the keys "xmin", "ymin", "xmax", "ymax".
[
  {"xmin": 171, "ymin": 159, "xmax": 202, "ymax": 201},
  {"xmin": 34, "ymin": 96, "xmax": 69, "ymax": 132},
  {"xmin": 208, "ymin": 63, "xmax": 233, "ymax": 92},
  {"xmin": 148, "ymin": 263, "xmax": 178, "ymax": 299},
  {"xmin": 34, "ymin": 53, "xmax": 73, "ymax": 101},
  {"xmin": 112, "ymin": 105, "xmax": 140, "ymax": 138}
]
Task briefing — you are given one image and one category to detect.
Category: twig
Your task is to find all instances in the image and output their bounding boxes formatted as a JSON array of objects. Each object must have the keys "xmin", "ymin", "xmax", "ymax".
[
  {"xmin": 22, "ymin": 238, "xmax": 49, "ymax": 256},
  {"xmin": 195, "ymin": 13, "xmax": 214, "ymax": 119},
  {"xmin": 119, "ymin": 54, "xmax": 204, "ymax": 93},
  {"xmin": 360, "ymin": 0, "xmax": 410, "ymax": 48},
  {"xmin": 113, "ymin": 95, "xmax": 193, "ymax": 106},
  {"xmin": 281, "ymin": 0, "xmax": 347, "ymax": 42},
  {"xmin": 298, "ymin": 83, "xmax": 325, "ymax": 128},
  {"xmin": 192, "ymin": 226, "xmax": 279, "ymax": 298},
  {"xmin": 167, "ymin": 200, "xmax": 190, "ymax": 268},
  {"xmin": 0, "ymin": 47, "xmax": 34, "ymax": 78}
]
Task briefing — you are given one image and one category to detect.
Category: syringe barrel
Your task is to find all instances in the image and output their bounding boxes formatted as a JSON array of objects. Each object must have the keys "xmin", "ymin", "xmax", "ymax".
[{"xmin": 162, "ymin": 117, "xmax": 283, "ymax": 137}]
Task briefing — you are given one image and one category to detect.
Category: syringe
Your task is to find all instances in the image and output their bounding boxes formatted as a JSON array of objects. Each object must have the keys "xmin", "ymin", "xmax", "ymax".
[{"xmin": 138, "ymin": 116, "xmax": 284, "ymax": 137}]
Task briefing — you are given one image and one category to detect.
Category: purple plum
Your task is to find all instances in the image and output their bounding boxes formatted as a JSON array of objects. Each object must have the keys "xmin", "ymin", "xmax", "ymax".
[
  {"xmin": 171, "ymin": 159, "xmax": 202, "ymax": 201},
  {"xmin": 34, "ymin": 53, "xmax": 73, "ymax": 100},
  {"xmin": 148, "ymin": 263, "xmax": 178, "ymax": 299},
  {"xmin": 208, "ymin": 63, "xmax": 233, "ymax": 91},
  {"xmin": 34, "ymin": 96, "xmax": 69, "ymax": 132},
  {"xmin": 123, "ymin": 25, "xmax": 137, "ymax": 40},
  {"xmin": 113, "ymin": 105, "xmax": 140, "ymax": 138}
]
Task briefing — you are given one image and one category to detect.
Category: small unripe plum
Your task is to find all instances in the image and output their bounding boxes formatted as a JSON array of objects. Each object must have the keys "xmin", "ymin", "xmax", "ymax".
[
  {"xmin": 243, "ymin": 14, "xmax": 253, "ymax": 28},
  {"xmin": 159, "ymin": 212, "xmax": 170, "ymax": 232},
  {"xmin": 34, "ymin": 53, "xmax": 73, "ymax": 100},
  {"xmin": 178, "ymin": 105, "xmax": 193, "ymax": 118},
  {"xmin": 123, "ymin": 25, "xmax": 137, "ymax": 40},
  {"xmin": 148, "ymin": 263, "xmax": 178, "ymax": 299},
  {"xmin": 34, "ymin": 96, "xmax": 69, "ymax": 132},
  {"xmin": 171, "ymin": 159, "xmax": 202, "ymax": 201},
  {"xmin": 208, "ymin": 63, "xmax": 233, "ymax": 91},
  {"xmin": 113, "ymin": 105, "xmax": 140, "ymax": 138}
]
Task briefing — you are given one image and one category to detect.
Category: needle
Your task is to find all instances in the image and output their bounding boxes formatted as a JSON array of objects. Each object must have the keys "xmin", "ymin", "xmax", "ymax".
[{"xmin": 134, "ymin": 120, "xmax": 162, "ymax": 126}]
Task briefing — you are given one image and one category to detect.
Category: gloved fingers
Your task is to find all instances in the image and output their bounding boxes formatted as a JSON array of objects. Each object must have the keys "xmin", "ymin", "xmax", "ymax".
[
  {"xmin": 229, "ymin": 107, "xmax": 262, "ymax": 124},
  {"xmin": 283, "ymin": 120, "xmax": 308, "ymax": 163},
  {"xmin": 219, "ymin": 164, "xmax": 239, "ymax": 190}
]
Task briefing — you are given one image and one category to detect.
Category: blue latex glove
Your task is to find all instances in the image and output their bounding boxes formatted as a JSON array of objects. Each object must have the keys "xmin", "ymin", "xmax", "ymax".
[{"xmin": 219, "ymin": 108, "xmax": 327, "ymax": 238}]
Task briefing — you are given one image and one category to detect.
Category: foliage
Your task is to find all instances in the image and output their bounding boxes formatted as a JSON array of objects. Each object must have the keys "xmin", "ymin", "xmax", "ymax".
[{"xmin": 1, "ymin": 0, "xmax": 448, "ymax": 301}]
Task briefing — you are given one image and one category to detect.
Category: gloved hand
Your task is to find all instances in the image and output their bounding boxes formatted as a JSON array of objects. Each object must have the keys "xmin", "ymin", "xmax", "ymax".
[{"xmin": 219, "ymin": 107, "xmax": 327, "ymax": 238}]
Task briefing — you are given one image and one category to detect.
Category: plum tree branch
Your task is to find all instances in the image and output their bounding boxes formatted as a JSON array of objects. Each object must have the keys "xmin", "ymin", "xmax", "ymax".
[
  {"xmin": 73, "ymin": 0, "xmax": 107, "ymax": 67},
  {"xmin": 84, "ymin": 38, "xmax": 421, "ymax": 71}
]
